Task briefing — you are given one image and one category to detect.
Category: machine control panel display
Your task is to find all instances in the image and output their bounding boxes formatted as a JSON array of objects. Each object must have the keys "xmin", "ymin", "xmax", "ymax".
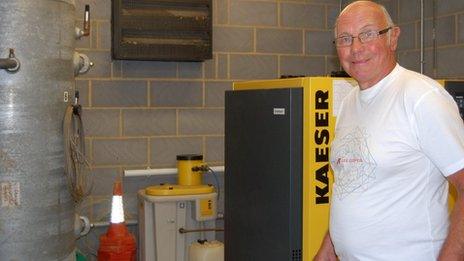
[{"xmin": 444, "ymin": 81, "xmax": 464, "ymax": 120}]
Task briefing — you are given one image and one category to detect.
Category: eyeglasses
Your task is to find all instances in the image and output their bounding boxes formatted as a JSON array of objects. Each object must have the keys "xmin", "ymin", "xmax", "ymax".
[{"xmin": 333, "ymin": 27, "xmax": 392, "ymax": 47}]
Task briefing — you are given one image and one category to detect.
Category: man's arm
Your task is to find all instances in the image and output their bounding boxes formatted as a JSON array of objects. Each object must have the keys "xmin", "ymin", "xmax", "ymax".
[
  {"xmin": 438, "ymin": 168, "xmax": 464, "ymax": 261},
  {"xmin": 314, "ymin": 232, "xmax": 337, "ymax": 261}
]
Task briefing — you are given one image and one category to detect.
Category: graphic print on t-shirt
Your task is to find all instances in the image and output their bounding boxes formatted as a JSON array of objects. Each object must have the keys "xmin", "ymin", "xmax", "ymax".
[{"xmin": 333, "ymin": 127, "xmax": 377, "ymax": 199}]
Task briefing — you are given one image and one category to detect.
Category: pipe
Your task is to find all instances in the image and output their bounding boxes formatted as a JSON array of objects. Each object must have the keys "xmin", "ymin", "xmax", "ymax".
[
  {"xmin": 75, "ymin": 5, "xmax": 91, "ymax": 39},
  {"xmin": 179, "ymin": 227, "xmax": 224, "ymax": 234},
  {"xmin": 83, "ymin": 5, "xmax": 91, "ymax": 36},
  {"xmin": 432, "ymin": 0, "xmax": 437, "ymax": 77},
  {"xmin": 0, "ymin": 49, "xmax": 20, "ymax": 72},
  {"xmin": 124, "ymin": 165, "xmax": 225, "ymax": 177},
  {"xmin": 75, "ymin": 215, "xmax": 91, "ymax": 237},
  {"xmin": 420, "ymin": 0, "xmax": 425, "ymax": 74},
  {"xmin": 0, "ymin": 58, "xmax": 18, "ymax": 70},
  {"xmin": 91, "ymin": 219, "xmax": 138, "ymax": 228},
  {"xmin": 73, "ymin": 51, "xmax": 93, "ymax": 76}
]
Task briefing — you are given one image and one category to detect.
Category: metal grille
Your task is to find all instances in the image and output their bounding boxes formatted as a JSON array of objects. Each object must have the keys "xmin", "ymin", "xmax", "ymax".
[{"xmin": 292, "ymin": 249, "xmax": 302, "ymax": 261}]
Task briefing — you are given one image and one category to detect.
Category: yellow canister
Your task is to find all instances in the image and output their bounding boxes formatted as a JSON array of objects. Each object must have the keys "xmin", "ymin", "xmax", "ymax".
[{"xmin": 177, "ymin": 154, "xmax": 204, "ymax": 186}]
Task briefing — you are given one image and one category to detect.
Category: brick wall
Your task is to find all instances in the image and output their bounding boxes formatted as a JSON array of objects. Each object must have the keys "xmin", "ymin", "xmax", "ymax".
[{"xmin": 74, "ymin": 0, "xmax": 464, "ymax": 257}]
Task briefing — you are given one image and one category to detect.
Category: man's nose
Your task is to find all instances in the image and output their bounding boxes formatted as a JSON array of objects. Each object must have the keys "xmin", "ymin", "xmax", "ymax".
[{"xmin": 350, "ymin": 37, "xmax": 364, "ymax": 52}]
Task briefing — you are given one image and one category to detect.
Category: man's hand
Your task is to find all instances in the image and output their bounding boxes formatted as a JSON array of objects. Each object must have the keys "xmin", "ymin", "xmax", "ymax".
[{"xmin": 314, "ymin": 232, "xmax": 337, "ymax": 261}]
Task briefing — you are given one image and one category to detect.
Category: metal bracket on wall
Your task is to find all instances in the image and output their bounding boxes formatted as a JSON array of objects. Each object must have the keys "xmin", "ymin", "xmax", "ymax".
[{"xmin": 0, "ymin": 49, "xmax": 20, "ymax": 73}]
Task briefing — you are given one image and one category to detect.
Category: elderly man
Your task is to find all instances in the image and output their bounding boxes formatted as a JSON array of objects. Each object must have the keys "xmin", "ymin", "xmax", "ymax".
[{"xmin": 315, "ymin": 1, "xmax": 464, "ymax": 260}]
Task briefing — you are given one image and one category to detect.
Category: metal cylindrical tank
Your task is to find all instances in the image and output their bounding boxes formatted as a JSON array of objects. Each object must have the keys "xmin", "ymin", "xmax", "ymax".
[{"xmin": 0, "ymin": 0, "xmax": 76, "ymax": 260}]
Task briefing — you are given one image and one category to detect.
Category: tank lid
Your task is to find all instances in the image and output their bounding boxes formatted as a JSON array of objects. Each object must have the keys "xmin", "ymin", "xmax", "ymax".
[{"xmin": 176, "ymin": 154, "xmax": 203, "ymax": 160}]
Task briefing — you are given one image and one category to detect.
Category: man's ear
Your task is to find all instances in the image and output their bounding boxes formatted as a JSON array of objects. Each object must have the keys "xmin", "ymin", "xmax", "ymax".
[{"xmin": 389, "ymin": 26, "xmax": 401, "ymax": 51}]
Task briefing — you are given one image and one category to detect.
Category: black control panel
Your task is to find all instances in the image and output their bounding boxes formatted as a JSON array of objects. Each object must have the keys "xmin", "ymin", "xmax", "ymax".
[{"xmin": 444, "ymin": 81, "xmax": 464, "ymax": 120}]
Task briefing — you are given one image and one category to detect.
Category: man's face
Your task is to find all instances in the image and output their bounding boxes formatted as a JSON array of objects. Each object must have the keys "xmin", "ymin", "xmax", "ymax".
[{"xmin": 335, "ymin": 4, "xmax": 399, "ymax": 89}]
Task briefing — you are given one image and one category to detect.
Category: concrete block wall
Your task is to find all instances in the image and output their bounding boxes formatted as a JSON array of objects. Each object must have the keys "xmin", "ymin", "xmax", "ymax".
[
  {"xmin": 73, "ymin": 0, "xmax": 464, "ymax": 257},
  {"xmin": 395, "ymin": 0, "xmax": 464, "ymax": 78}
]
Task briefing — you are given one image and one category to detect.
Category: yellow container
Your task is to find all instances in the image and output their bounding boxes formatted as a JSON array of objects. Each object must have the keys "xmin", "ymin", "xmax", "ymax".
[
  {"xmin": 145, "ymin": 184, "xmax": 214, "ymax": 196},
  {"xmin": 177, "ymin": 154, "xmax": 204, "ymax": 186}
]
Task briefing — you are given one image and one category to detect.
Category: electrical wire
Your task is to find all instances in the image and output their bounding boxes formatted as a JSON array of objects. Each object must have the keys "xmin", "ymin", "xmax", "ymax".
[
  {"xmin": 63, "ymin": 94, "xmax": 92, "ymax": 203},
  {"xmin": 207, "ymin": 166, "xmax": 221, "ymax": 201}
]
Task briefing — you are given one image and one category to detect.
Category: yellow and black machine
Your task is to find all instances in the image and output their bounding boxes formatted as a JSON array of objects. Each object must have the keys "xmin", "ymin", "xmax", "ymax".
[{"xmin": 224, "ymin": 77, "xmax": 464, "ymax": 261}]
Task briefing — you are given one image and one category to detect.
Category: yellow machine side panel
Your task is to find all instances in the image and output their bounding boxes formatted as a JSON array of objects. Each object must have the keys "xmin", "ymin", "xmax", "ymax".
[
  {"xmin": 233, "ymin": 78, "xmax": 305, "ymax": 90},
  {"xmin": 449, "ymin": 184, "xmax": 458, "ymax": 211},
  {"xmin": 303, "ymin": 77, "xmax": 335, "ymax": 260},
  {"xmin": 437, "ymin": 80, "xmax": 458, "ymax": 211},
  {"xmin": 436, "ymin": 79, "xmax": 446, "ymax": 86}
]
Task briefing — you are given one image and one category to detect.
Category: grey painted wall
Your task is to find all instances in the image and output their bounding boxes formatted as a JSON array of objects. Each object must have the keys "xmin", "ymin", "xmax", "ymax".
[{"xmin": 74, "ymin": 0, "xmax": 464, "ymax": 258}]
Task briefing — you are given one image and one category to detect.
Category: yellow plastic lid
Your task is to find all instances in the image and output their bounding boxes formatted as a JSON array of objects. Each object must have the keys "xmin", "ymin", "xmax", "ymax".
[{"xmin": 145, "ymin": 184, "xmax": 215, "ymax": 196}]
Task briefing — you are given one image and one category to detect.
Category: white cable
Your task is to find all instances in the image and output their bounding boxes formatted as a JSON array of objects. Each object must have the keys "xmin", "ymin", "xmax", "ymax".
[{"xmin": 63, "ymin": 103, "xmax": 92, "ymax": 203}]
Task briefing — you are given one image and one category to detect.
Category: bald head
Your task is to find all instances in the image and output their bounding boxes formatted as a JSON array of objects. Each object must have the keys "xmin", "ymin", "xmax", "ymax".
[
  {"xmin": 333, "ymin": 0, "xmax": 400, "ymax": 89},
  {"xmin": 335, "ymin": 1, "xmax": 394, "ymax": 37}
]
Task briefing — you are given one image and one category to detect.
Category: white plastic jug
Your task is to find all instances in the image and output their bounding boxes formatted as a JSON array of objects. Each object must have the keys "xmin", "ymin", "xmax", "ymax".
[{"xmin": 188, "ymin": 240, "xmax": 224, "ymax": 261}]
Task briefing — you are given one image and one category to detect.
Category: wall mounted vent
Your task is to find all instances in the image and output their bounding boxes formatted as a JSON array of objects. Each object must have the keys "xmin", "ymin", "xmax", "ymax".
[{"xmin": 112, "ymin": 0, "xmax": 212, "ymax": 61}]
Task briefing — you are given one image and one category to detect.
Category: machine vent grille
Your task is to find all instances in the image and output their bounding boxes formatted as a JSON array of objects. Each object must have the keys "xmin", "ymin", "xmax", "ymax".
[{"xmin": 292, "ymin": 249, "xmax": 302, "ymax": 260}]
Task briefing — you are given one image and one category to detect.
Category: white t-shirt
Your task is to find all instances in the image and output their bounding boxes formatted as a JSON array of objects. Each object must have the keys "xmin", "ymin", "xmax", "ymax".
[{"xmin": 329, "ymin": 64, "xmax": 464, "ymax": 261}]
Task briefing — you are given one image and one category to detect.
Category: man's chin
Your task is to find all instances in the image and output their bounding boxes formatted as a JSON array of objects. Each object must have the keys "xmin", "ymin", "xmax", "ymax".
[{"xmin": 348, "ymin": 73, "xmax": 371, "ymax": 84}]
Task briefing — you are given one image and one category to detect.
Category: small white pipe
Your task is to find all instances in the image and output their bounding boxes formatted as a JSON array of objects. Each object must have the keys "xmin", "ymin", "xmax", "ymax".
[
  {"xmin": 124, "ymin": 166, "xmax": 225, "ymax": 177},
  {"xmin": 432, "ymin": 0, "xmax": 437, "ymax": 76},
  {"xmin": 420, "ymin": 0, "xmax": 425, "ymax": 74},
  {"xmin": 125, "ymin": 167, "xmax": 177, "ymax": 177},
  {"xmin": 91, "ymin": 219, "xmax": 138, "ymax": 228},
  {"xmin": 209, "ymin": 166, "xmax": 225, "ymax": 173}
]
